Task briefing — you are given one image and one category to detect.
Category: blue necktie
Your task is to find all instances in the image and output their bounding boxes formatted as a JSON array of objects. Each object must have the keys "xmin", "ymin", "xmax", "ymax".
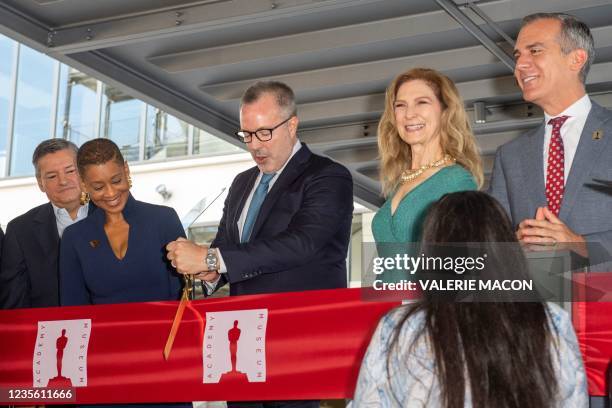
[{"xmin": 241, "ymin": 173, "xmax": 276, "ymax": 242}]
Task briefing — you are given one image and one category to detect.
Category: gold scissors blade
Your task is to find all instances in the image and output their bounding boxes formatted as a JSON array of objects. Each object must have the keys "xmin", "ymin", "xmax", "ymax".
[{"xmin": 163, "ymin": 276, "xmax": 193, "ymax": 360}]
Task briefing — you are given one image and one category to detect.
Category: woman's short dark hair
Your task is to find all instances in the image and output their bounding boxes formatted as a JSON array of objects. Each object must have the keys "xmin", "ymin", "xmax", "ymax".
[{"xmin": 77, "ymin": 138, "xmax": 125, "ymax": 176}]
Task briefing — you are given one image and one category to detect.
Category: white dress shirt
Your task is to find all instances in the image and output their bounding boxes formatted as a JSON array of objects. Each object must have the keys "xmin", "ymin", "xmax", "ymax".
[
  {"xmin": 543, "ymin": 94, "xmax": 591, "ymax": 183},
  {"xmin": 52, "ymin": 202, "xmax": 89, "ymax": 237}
]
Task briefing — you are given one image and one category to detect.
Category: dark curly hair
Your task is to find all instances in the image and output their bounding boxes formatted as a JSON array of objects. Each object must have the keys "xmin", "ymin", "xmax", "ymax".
[{"xmin": 77, "ymin": 138, "xmax": 125, "ymax": 176}]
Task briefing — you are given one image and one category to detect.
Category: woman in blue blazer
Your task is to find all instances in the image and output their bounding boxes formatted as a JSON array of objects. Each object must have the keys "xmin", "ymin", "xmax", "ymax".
[{"xmin": 60, "ymin": 138, "xmax": 185, "ymax": 306}]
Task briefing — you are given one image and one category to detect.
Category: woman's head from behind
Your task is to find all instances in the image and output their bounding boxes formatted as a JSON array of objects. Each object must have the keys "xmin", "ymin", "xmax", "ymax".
[
  {"xmin": 77, "ymin": 138, "xmax": 130, "ymax": 215},
  {"xmin": 378, "ymin": 68, "xmax": 483, "ymax": 195}
]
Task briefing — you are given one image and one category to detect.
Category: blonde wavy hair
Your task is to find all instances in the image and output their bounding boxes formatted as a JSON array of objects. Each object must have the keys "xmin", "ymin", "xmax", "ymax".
[{"xmin": 378, "ymin": 68, "xmax": 483, "ymax": 196}]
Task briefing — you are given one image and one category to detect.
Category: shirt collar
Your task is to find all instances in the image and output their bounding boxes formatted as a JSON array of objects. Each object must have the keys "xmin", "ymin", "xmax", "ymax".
[
  {"xmin": 544, "ymin": 94, "xmax": 591, "ymax": 124},
  {"xmin": 51, "ymin": 202, "xmax": 89, "ymax": 220}
]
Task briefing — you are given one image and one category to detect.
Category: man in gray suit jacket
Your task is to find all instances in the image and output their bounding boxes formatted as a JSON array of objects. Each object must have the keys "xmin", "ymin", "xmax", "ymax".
[{"xmin": 489, "ymin": 12, "xmax": 612, "ymax": 266}]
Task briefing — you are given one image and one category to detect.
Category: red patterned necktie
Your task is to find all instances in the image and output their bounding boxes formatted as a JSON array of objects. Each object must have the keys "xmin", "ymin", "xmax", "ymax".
[{"xmin": 546, "ymin": 115, "xmax": 569, "ymax": 216}]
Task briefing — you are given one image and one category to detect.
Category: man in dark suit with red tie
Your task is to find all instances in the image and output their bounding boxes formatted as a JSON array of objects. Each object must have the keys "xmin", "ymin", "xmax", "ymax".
[{"xmin": 167, "ymin": 81, "xmax": 353, "ymax": 407}]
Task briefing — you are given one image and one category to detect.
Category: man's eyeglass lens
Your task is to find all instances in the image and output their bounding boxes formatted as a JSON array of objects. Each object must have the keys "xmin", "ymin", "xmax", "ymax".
[{"xmin": 236, "ymin": 116, "xmax": 292, "ymax": 143}]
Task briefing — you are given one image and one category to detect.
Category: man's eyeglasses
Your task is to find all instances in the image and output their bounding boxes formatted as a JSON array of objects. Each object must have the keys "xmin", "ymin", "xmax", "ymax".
[{"xmin": 236, "ymin": 116, "xmax": 294, "ymax": 143}]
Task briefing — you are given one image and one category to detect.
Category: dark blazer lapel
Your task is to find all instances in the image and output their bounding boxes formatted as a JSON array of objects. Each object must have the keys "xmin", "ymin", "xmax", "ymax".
[
  {"xmin": 250, "ymin": 144, "xmax": 312, "ymax": 239},
  {"xmin": 34, "ymin": 203, "xmax": 59, "ymax": 256},
  {"xmin": 231, "ymin": 168, "xmax": 259, "ymax": 242},
  {"xmin": 522, "ymin": 124, "xmax": 546, "ymax": 217},
  {"xmin": 560, "ymin": 102, "xmax": 611, "ymax": 220}
]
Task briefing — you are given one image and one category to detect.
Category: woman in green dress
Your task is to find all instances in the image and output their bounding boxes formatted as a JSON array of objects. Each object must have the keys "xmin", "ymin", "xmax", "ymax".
[{"xmin": 373, "ymin": 68, "xmax": 483, "ymax": 282}]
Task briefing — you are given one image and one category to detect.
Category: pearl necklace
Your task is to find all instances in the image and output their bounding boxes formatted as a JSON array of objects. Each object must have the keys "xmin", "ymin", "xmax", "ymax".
[{"xmin": 400, "ymin": 154, "xmax": 456, "ymax": 184}]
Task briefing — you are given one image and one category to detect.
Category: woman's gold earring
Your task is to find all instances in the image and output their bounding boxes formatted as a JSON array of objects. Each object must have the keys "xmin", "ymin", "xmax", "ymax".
[
  {"xmin": 80, "ymin": 191, "xmax": 90, "ymax": 205},
  {"xmin": 128, "ymin": 175, "xmax": 133, "ymax": 188}
]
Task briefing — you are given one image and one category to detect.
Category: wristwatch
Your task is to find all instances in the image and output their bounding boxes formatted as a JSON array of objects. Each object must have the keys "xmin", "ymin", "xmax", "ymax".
[{"xmin": 205, "ymin": 248, "xmax": 219, "ymax": 271}]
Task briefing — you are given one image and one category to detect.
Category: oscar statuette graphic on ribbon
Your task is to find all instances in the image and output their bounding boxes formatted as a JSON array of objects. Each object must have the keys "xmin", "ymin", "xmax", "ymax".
[
  {"xmin": 219, "ymin": 320, "xmax": 248, "ymax": 383},
  {"xmin": 47, "ymin": 329, "xmax": 71, "ymax": 387}
]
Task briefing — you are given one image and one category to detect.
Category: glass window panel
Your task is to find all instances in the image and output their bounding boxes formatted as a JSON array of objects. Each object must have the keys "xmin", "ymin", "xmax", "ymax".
[
  {"xmin": 59, "ymin": 69, "xmax": 98, "ymax": 146},
  {"xmin": 101, "ymin": 85, "xmax": 143, "ymax": 162},
  {"xmin": 0, "ymin": 34, "xmax": 15, "ymax": 177},
  {"xmin": 144, "ymin": 107, "xmax": 188, "ymax": 160},
  {"xmin": 193, "ymin": 129, "xmax": 242, "ymax": 157},
  {"xmin": 55, "ymin": 64, "xmax": 69, "ymax": 139},
  {"xmin": 10, "ymin": 46, "xmax": 55, "ymax": 176}
]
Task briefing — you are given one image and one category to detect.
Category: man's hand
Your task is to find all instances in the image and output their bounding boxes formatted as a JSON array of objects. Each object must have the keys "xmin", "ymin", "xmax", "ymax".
[
  {"xmin": 166, "ymin": 237, "xmax": 209, "ymax": 275},
  {"xmin": 517, "ymin": 206, "xmax": 587, "ymax": 257}
]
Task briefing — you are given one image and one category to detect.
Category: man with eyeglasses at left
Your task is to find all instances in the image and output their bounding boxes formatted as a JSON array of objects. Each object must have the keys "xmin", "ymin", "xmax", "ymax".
[
  {"xmin": 167, "ymin": 81, "xmax": 353, "ymax": 408},
  {"xmin": 0, "ymin": 139, "xmax": 94, "ymax": 309}
]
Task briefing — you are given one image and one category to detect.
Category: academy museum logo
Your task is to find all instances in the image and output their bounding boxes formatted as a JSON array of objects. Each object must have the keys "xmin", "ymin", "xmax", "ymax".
[
  {"xmin": 203, "ymin": 309, "xmax": 268, "ymax": 384},
  {"xmin": 33, "ymin": 319, "xmax": 92, "ymax": 388}
]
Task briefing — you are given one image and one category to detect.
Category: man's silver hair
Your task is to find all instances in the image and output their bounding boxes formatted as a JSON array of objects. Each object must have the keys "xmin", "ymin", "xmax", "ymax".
[{"xmin": 241, "ymin": 81, "xmax": 297, "ymax": 118}]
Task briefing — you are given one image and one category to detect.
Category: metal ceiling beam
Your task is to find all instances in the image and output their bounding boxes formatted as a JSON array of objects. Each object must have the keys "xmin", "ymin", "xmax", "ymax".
[
  {"xmin": 148, "ymin": 9, "xmax": 462, "ymax": 73},
  {"xmin": 146, "ymin": 0, "xmax": 610, "ymax": 73},
  {"xmin": 307, "ymin": 128, "xmax": 532, "ymax": 158},
  {"xmin": 310, "ymin": 137, "xmax": 378, "ymax": 153},
  {"xmin": 434, "ymin": 0, "xmax": 515, "ymax": 71},
  {"xmin": 466, "ymin": 0, "xmax": 515, "ymax": 47},
  {"xmin": 255, "ymin": 76, "xmax": 523, "ymax": 126},
  {"xmin": 297, "ymin": 59, "xmax": 612, "ymax": 125},
  {"xmin": 46, "ymin": 0, "xmax": 384, "ymax": 54},
  {"xmin": 0, "ymin": 2, "xmax": 51, "ymax": 50},
  {"xmin": 200, "ymin": 45, "xmax": 501, "ymax": 101},
  {"xmin": 299, "ymin": 94, "xmax": 385, "ymax": 126},
  {"xmin": 198, "ymin": 21, "xmax": 612, "ymax": 102}
]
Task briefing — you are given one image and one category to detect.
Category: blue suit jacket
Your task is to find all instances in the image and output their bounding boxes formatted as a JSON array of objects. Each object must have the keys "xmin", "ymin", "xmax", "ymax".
[
  {"xmin": 60, "ymin": 195, "xmax": 185, "ymax": 305},
  {"xmin": 489, "ymin": 100, "xmax": 612, "ymax": 265},
  {"xmin": 212, "ymin": 144, "xmax": 354, "ymax": 296}
]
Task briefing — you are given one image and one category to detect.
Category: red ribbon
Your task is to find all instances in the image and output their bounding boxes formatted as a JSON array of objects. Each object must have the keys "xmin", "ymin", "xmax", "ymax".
[
  {"xmin": 0, "ymin": 289, "xmax": 398, "ymax": 404},
  {"xmin": 1, "ymin": 283, "xmax": 611, "ymax": 403}
]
